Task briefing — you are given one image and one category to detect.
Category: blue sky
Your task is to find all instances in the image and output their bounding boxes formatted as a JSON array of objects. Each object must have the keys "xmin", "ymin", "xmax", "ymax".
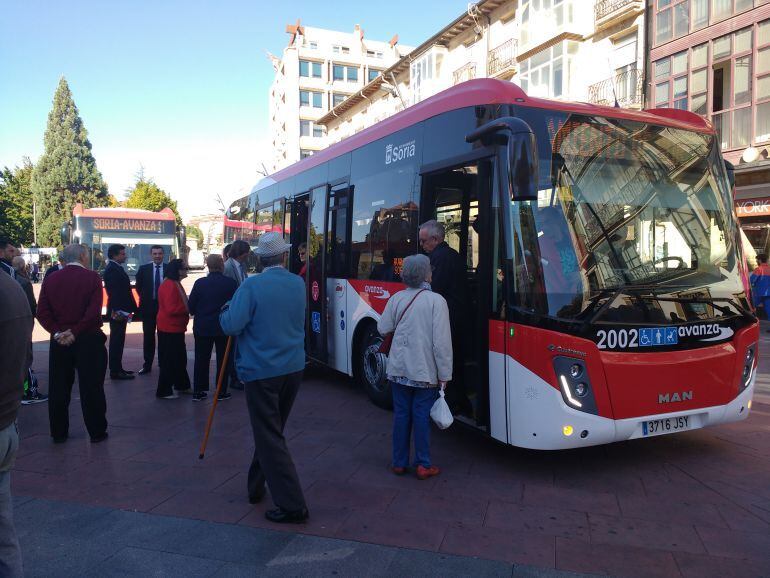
[{"xmin": 0, "ymin": 0, "xmax": 469, "ymax": 218}]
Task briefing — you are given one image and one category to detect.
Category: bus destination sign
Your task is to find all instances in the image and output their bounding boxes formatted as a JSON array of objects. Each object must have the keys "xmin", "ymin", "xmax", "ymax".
[{"xmin": 90, "ymin": 218, "xmax": 166, "ymax": 233}]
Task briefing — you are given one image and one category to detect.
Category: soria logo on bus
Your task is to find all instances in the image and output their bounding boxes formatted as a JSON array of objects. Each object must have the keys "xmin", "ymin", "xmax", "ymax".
[{"xmin": 385, "ymin": 140, "xmax": 416, "ymax": 165}]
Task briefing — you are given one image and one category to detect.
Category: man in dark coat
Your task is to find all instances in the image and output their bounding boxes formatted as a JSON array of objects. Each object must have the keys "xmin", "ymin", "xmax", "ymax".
[
  {"xmin": 134, "ymin": 245, "xmax": 167, "ymax": 374},
  {"xmin": 103, "ymin": 244, "xmax": 137, "ymax": 380},
  {"xmin": 419, "ymin": 219, "xmax": 471, "ymax": 415},
  {"xmin": 0, "ymin": 238, "xmax": 16, "ymax": 278},
  {"xmin": 189, "ymin": 254, "xmax": 237, "ymax": 401}
]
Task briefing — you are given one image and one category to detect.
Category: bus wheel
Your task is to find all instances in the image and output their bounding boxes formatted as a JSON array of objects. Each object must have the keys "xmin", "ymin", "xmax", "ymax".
[{"xmin": 356, "ymin": 323, "xmax": 392, "ymax": 409}]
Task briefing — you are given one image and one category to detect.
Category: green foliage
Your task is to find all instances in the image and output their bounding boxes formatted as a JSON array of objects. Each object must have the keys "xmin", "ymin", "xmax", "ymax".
[
  {"xmin": 185, "ymin": 223, "xmax": 203, "ymax": 242},
  {"xmin": 31, "ymin": 77, "xmax": 108, "ymax": 246},
  {"xmin": 0, "ymin": 158, "xmax": 35, "ymax": 245},
  {"xmin": 124, "ymin": 175, "xmax": 181, "ymax": 225}
]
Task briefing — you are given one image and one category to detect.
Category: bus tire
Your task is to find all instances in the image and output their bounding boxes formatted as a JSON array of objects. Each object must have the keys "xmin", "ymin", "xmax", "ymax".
[{"xmin": 354, "ymin": 321, "xmax": 392, "ymax": 409}]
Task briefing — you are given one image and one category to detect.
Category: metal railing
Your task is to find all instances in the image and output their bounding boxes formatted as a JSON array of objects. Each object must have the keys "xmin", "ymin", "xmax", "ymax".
[
  {"xmin": 453, "ymin": 62, "xmax": 477, "ymax": 85},
  {"xmin": 588, "ymin": 68, "xmax": 643, "ymax": 108},
  {"xmin": 595, "ymin": 0, "xmax": 636, "ymax": 21},
  {"xmin": 488, "ymin": 39, "xmax": 518, "ymax": 77}
]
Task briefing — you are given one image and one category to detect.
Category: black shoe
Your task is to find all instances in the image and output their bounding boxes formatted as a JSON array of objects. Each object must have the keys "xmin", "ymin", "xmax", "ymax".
[
  {"xmin": 52, "ymin": 436, "xmax": 68, "ymax": 444},
  {"xmin": 265, "ymin": 507, "xmax": 309, "ymax": 524},
  {"xmin": 248, "ymin": 489, "xmax": 266, "ymax": 504},
  {"xmin": 110, "ymin": 371, "xmax": 135, "ymax": 380},
  {"xmin": 138, "ymin": 366, "xmax": 152, "ymax": 375},
  {"xmin": 90, "ymin": 432, "xmax": 109, "ymax": 443},
  {"xmin": 192, "ymin": 392, "xmax": 208, "ymax": 402},
  {"xmin": 21, "ymin": 390, "xmax": 48, "ymax": 405},
  {"xmin": 217, "ymin": 392, "xmax": 232, "ymax": 401}
]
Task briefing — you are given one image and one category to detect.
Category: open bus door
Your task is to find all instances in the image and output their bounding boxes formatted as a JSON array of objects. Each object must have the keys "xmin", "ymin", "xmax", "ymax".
[
  {"xmin": 420, "ymin": 157, "xmax": 495, "ymax": 431},
  {"xmin": 305, "ymin": 185, "xmax": 328, "ymax": 363}
]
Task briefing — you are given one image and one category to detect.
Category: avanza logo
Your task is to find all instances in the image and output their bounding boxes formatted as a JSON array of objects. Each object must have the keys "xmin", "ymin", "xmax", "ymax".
[
  {"xmin": 658, "ymin": 391, "xmax": 693, "ymax": 403},
  {"xmin": 385, "ymin": 140, "xmax": 416, "ymax": 165},
  {"xmin": 364, "ymin": 285, "xmax": 391, "ymax": 300}
]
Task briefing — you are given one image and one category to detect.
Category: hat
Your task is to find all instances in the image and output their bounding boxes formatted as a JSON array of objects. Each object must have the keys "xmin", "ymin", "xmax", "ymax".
[{"xmin": 255, "ymin": 232, "xmax": 292, "ymax": 257}]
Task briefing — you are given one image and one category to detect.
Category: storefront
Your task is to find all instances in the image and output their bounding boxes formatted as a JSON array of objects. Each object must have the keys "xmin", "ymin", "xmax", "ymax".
[{"xmin": 734, "ymin": 159, "xmax": 770, "ymax": 270}]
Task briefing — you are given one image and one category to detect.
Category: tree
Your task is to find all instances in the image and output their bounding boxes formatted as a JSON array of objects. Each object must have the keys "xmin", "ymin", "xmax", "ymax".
[
  {"xmin": 124, "ymin": 175, "xmax": 182, "ymax": 225},
  {"xmin": 0, "ymin": 158, "xmax": 35, "ymax": 245},
  {"xmin": 31, "ymin": 77, "xmax": 109, "ymax": 246},
  {"xmin": 185, "ymin": 223, "xmax": 203, "ymax": 243}
]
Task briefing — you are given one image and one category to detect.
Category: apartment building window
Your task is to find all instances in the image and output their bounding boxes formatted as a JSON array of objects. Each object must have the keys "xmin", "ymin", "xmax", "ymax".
[
  {"xmin": 308, "ymin": 41, "xmax": 318, "ymax": 50},
  {"xmin": 300, "ymin": 150, "xmax": 314, "ymax": 159},
  {"xmin": 690, "ymin": 44, "xmax": 709, "ymax": 114},
  {"xmin": 758, "ymin": 20, "xmax": 770, "ymax": 141},
  {"xmin": 333, "ymin": 64, "xmax": 359, "ymax": 82},
  {"xmin": 366, "ymin": 49, "xmax": 384, "ymax": 59},
  {"xmin": 332, "ymin": 92, "xmax": 347, "ymax": 107},
  {"xmin": 300, "ymin": 120, "xmax": 325, "ymax": 138},
  {"xmin": 519, "ymin": 0, "xmax": 573, "ymax": 49},
  {"xmin": 299, "ymin": 90, "xmax": 323, "ymax": 108},
  {"xmin": 691, "ymin": 0, "xmax": 709, "ymax": 30},
  {"xmin": 655, "ymin": 0, "xmax": 760, "ymax": 45},
  {"xmin": 519, "ymin": 42, "xmax": 577, "ymax": 98},
  {"xmin": 299, "ymin": 60, "xmax": 322, "ymax": 79},
  {"xmin": 368, "ymin": 68, "xmax": 382, "ymax": 82},
  {"xmin": 313, "ymin": 124, "xmax": 324, "ymax": 138},
  {"xmin": 300, "ymin": 120, "xmax": 311, "ymax": 137},
  {"xmin": 332, "ymin": 45, "xmax": 350, "ymax": 55}
]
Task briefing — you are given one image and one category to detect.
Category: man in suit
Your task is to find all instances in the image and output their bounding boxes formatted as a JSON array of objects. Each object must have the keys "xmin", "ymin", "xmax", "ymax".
[
  {"xmin": 134, "ymin": 245, "xmax": 166, "ymax": 374},
  {"xmin": 36, "ymin": 244, "xmax": 109, "ymax": 443},
  {"xmin": 189, "ymin": 254, "xmax": 237, "ymax": 401},
  {"xmin": 44, "ymin": 257, "xmax": 63, "ymax": 281},
  {"xmin": 103, "ymin": 244, "xmax": 137, "ymax": 380},
  {"xmin": 0, "ymin": 238, "xmax": 16, "ymax": 278}
]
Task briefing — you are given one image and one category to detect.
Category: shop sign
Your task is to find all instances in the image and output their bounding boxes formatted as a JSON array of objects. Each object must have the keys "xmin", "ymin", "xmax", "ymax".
[{"xmin": 736, "ymin": 199, "xmax": 770, "ymax": 217}]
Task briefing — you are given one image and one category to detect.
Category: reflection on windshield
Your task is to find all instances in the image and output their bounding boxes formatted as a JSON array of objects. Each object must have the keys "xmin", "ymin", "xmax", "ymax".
[{"xmin": 512, "ymin": 112, "xmax": 747, "ymax": 324}]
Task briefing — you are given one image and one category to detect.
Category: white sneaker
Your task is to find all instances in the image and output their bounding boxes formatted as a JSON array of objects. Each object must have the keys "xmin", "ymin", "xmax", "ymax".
[{"xmin": 159, "ymin": 393, "xmax": 179, "ymax": 399}]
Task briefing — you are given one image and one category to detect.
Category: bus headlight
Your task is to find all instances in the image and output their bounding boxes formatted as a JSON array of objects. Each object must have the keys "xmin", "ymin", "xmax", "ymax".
[
  {"xmin": 553, "ymin": 356, "xmax": 599, "ymax": 415},
  {"xmin": 742, "ymin": 343, "xmax": 757, "ymax": 389}
]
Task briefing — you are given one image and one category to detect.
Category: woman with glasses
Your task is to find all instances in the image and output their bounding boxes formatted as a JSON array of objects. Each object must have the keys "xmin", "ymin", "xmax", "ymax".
[{"xmin": 156, "ymin": 258, "xmax": 192, "ymax": 399}]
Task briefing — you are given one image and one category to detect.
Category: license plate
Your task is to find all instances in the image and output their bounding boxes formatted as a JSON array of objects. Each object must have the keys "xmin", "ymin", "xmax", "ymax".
[{"xmin": 642, "ymin": 415, "xmax": 691, "ymax": 437}]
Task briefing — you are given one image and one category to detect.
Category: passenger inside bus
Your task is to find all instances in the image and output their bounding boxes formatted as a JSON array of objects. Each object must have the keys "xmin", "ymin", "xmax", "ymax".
[
  {"xmin": 536, "ymin": 205, "xmax": 583, "ymax": 317},
  {"xmin": 370, "ymin": 251, "xmax": 400, "ymax": 282}
]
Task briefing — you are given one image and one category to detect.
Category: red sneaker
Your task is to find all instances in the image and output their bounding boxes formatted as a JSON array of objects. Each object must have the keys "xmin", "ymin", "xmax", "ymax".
[
  {"xmin": 416, "ymin": 465, "xmax": 440, "ymax": 480},
  {"xmin": 391, "ymin": 466, "xmax": 406, "ymax": 475}
]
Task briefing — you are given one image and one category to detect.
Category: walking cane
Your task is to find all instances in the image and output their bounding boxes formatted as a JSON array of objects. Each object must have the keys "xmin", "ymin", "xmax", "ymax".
[{"xmin": 198, "ymin": 336, "xmax": 233, "ymax": 459}]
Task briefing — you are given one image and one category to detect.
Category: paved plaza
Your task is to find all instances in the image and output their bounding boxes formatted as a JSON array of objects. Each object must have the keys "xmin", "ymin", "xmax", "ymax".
[{"xmin": 9, "ymin": 277, "xmax": 770, "ymax": 577}]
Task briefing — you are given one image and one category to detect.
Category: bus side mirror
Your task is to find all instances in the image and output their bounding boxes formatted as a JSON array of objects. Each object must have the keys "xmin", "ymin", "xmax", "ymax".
[
  {"xmin": 60, "ymin": 221, "xmax": 72, "ymax": 246},
  {"xmin": 508, "ymin": 131, "xmax": 539, "ymax": 201},
  {"xmin": 465, "ymin": 116, "xmax": 539, "ymax": 201},
  {"xmin": 724, "ymin": 160, "xmax": 735, "ymax": 191}
]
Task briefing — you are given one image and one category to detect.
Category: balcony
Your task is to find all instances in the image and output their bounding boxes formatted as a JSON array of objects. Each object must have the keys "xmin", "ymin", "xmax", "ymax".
[
  {"xmin": 595, "ymin": 0, "xmax": 644, "ymax": 30},
  {"xmin": 488, "ymin": 39, "xmax": 518, "ymax": 80},
  {"xmin": 588, "ymin": 68, "xmax": 643, "ymax": 109},
  {"xmin": 453, "ymin": 62, "xmax": 477, "ymax": 85}
]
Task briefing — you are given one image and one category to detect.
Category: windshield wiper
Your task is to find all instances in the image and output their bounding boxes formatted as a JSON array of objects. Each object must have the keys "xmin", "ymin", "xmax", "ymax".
[
  {"xmin": 580, "ymin": 283, "xmax": 692, "ymax": 327},
  {"xmin": 652, "ymin": 294, "xmax": 756, "ymax": 322}
]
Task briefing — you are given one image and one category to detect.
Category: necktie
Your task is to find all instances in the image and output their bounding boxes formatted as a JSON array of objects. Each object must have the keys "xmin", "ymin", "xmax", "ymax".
[{"xmin": 153, "ymin": 265, "xmax": 161, "ymax": 299}]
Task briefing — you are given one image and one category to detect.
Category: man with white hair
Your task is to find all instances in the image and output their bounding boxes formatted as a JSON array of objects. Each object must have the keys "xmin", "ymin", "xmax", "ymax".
[
  {"xmin": 418, "ymin": 219, "xmax": 471, "ymax": 415},
  {"xmin": 36, "ymin": 244, "xmax": 109, "ymax": 443},
  {"xmin": 220, "ymin": 232, "xmax": 308, "ymax": 524}
]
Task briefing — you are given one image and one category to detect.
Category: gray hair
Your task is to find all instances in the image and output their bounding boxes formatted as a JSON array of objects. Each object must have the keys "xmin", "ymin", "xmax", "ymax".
[
  {"xmin": 419, "ymin": 219, "xmax": 445, "ymax": 241},
  {"xmin": 259, "ymin": 253, "xmax": 285, "ymax": 268},
  {"xmin": 11, "ymin": 256, "xmax": 26, "ymax": 272},
  {"xmin": 61, "ymin": 243, "xmax": 88, "ymax": 264},
  {"xmin": 401, "ymin": 254, "xmax": 431, "ymax": 288}
]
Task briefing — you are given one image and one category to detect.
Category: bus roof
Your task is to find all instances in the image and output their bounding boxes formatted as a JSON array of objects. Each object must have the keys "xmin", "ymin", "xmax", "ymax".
[
  {"xmin": 266, "ymin": 79, "xmax": 712, "ymax": 188},
  {"xmin": 73, "ymin": 203, "xmax": 176, "ymax": 221}
]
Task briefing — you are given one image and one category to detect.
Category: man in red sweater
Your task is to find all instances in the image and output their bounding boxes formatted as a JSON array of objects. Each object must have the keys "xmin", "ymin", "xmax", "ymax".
[{"xmin": 36, "ymin": 244, "xmax": 109, "ymax": 443}]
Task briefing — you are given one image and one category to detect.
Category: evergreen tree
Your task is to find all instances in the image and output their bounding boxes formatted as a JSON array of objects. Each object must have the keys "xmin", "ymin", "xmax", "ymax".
[
  {"xmin": 125, "ymin": 174, "xmax": 182, "ymax": 225},
  {"xmin": 0, "ymin": 158, "xmax": 35, "ymax": 245},
  {"xmin": 31, "ymin": 77, "xmax": 108, "ymax": 246}
]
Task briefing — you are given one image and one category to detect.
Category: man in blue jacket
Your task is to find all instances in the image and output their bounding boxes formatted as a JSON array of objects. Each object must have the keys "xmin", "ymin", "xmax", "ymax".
[
  {"xmin": 189, "ymin": 254, "xmax": 237, "ymax": 401},
  {"xmin": 220, "ymin": 232, "xmax": 307, "ymax": 524},
  {"xmin": 103, "ymin": 244, "xmax": 137, "ymax": 380}
]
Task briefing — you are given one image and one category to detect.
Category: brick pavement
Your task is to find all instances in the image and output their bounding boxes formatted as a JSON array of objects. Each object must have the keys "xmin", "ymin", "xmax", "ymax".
[{"xmin": 11, "ymin": 285, "xmax": 770, "ymax": 577}]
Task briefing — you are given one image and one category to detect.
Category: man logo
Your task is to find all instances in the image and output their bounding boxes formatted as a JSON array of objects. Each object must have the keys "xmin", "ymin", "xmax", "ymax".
[{"xmin": 658, "ymin": 391, "xmax": 693, "ymax": 403}]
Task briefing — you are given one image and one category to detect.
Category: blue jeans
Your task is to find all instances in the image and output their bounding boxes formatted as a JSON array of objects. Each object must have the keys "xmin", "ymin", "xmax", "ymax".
[{"xmin": 391, "ymin": 381, "xmax": 437, "ymax": 468}]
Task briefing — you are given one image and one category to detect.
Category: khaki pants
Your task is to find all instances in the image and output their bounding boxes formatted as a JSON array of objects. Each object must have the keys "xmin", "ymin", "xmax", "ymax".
[{"xmin": 0, "ymin": 421, "xmax": 22, "ymax": 577}]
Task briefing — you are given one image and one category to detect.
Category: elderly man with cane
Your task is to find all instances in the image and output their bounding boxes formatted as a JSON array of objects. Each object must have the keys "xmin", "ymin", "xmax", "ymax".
[{"xmin": 220, "ymin": 232, "xmax": 308, "ymax": 524}]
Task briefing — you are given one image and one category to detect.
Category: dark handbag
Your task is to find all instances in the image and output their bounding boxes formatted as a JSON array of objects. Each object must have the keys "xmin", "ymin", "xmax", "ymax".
[{"xmin": 378, "ymin": 289, "xmax": 425, "ymax": 354}]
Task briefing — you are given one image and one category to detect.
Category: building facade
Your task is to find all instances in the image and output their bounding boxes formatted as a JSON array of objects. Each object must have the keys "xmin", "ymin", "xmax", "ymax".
[
  {"xmin": 317, "ymin": 0, "xmax": 646, "ymax": 143},
  {"xmin": 267, "ymin": 22, "xmax": 411, "ymax": 171},
  {"xmin": 646, "ymin": 0, "xmax": 770, "ymax": 265}
]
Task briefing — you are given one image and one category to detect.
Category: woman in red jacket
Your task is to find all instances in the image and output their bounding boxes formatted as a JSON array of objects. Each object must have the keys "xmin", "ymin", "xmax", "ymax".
[{"xmin": 156, "ymin": 258, "xmax": 191, "ymax": 399}]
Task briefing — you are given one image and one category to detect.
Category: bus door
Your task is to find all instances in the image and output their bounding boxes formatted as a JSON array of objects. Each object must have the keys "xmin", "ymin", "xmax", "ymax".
[
  {"xmin": 325, "ymin": 182, "xmax": 353, "ymax": 373},
  {"xmin": 288, "ymin": 195, "xmax": 308, "ymax": 274},
  {"xmin": 421, "ymin": 158, "xmax": 494, "ymax": 429},
  {"xmin": 306, "ymin": 185, "xmax": 328, "ymax": 363}
]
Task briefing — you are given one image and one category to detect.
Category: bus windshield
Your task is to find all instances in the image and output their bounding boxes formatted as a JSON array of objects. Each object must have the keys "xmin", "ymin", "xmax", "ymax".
[{"xmin": 511, "ymin": 112, "xmax": 746, "ymax": 324}]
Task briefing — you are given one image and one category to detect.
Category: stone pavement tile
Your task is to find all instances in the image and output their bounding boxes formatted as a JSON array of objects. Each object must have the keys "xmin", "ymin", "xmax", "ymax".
[
  {"xmin": 484, "ymin": 501, "xmax": 591, "ymax": 540},
  {"xmin": 673, "ymin": 551, "xmax": 770, "ymax": 578},
  {"xmin": 439, "ymin": 524, "xmax": 555, "ymax": 567},
  {"xmin": 305, "ymin": 479, "xmax": 398, "ymax": 513},
  {"xmin": 239, "ymin": 502, "xmax": 353, "ymax": 539},
  {"xmin": 22, "ymin": 535, "xmax": 123, "ymax": 578},
  {"xmin": 348, "ymin": 462, "xmax": 440, "ymax": 491},
  {"xmin": 522, "ymin": 483, "xmax": 620, "ymax": 517},
  {"xmin": 127, "ymin": 442, "xmax": 216, "ymax": 466},
  {"xmin": 83, "ymin": 546, "xmax": 225, "ymax": 577},
  {"xmin": 13, "ymin": 498, "xmax": 114, "ymax": 541},
  {"xmin": 72, "ymin": 481, "xmax": 181, "ymax": 512},
  {"xmin": 713, "ymin": 501, "xmax": 770, "ymax": 532},
  {"xmin": 287, "ymin": 437, "xmax": 336, "ymax": 461},
  {"xmin": 431, "ymin": 472, "xmax": 522, "ymax": 504},
  {"xmin": 290, "ymin": 428, "xmax": 368, "ymax": 449},
  {"xmin": 211, "ymin": 471, "xmax": 250, "ymax": 497},
  {"xmin": 554, "ymin": 536, "xmax": 680, "ymax": 578},
  {"xmin": 335, "ymin": 510, "xmax": 449, "ymax": 551},
  {"xmin": 63, "ymin": 457, "xmax": 164, "ymax": 485},
  {"xmin": 588, "ymin": 513, "xmax": 706, "ymax": 554},
  {"xmin": 387, "ymin": 489, "xmax": 487, "ymax": 526},
  {"xmin": 150, "ymin": 489, "xmax": 255, "ymax": 524},
  {"xmin": 134, "ymin": 463, "xmax": 240, "ymax": 491},
  {"xmin": 12, "ymin": 449, "xmax": 93, "ymax": 475},
  {"xmin": 616, "ymin": 493, "xmax": 727, "ymax": 528},
  {"xmin": 12, "ymin": 470, "xmax": 90, "ymax": 503},
  {"xmin": 695, "ymin": 523, "xmax": 770, "ymax": 562},
  {"xmin": 386, "ymin": 548, "xmax": 514, "ymax": 577}
]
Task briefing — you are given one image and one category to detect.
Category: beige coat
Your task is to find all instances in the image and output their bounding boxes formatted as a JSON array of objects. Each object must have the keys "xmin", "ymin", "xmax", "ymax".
[{"xmin": 377, "ymin": 287, "xmax": 453, "ymax": 386}]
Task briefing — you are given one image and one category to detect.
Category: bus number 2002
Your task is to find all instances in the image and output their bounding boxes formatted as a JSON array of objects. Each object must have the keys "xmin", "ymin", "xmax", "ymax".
[{"xmin": 596, "ymin": 329, "xmax": 638, "ymax": 350}]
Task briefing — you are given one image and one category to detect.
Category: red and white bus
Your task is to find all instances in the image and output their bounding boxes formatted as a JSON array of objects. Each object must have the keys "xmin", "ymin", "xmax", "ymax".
[{"xmin": 227, "ymin": 79, "xmax": 758, "ymax": 450}]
